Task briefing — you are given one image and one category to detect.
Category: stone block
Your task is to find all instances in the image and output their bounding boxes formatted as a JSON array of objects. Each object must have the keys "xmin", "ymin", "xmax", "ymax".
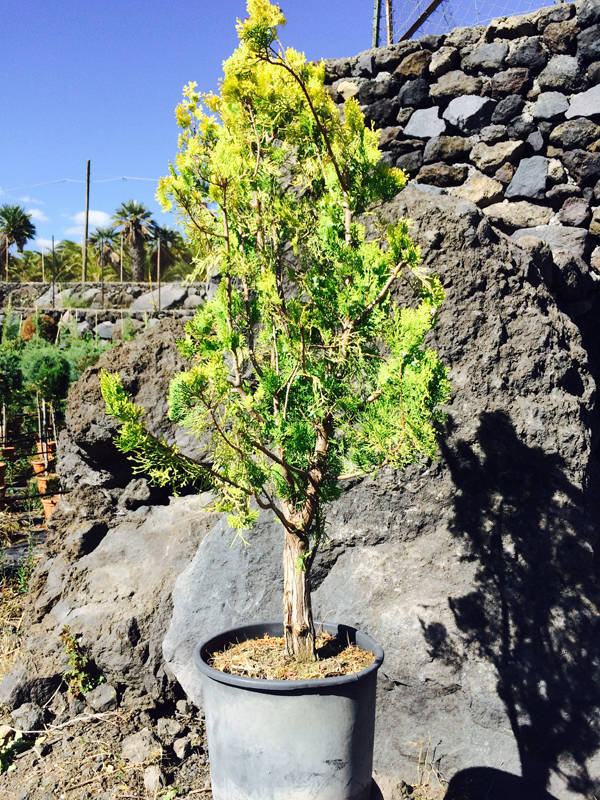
[
  {"xmin": 590, "ymin": 208, "xmax": 600, "ymax": 236},
  {"xmin": 451, "ymin": 171, "xmax": 504, "ymax": 207},
  {"xmin": 545, "ymin": 183, "xmax": 581, "ymax": 204},
  {"xmin": 122, "ymin": 728, "xmax": 159, "ymax": 764},
  {"xmin": 543, "ymin": 20, "xmax": 580, "ymax": 55},
  {"xmin": 538, "ymin": 55, "xmax": 583, "ymax": 93},
  {"xmin": 443, "ymin": 95, "xmax": 496, "ymax": 133},
  {"xmin": 398, "ymin": 78, "xmax": 430, "ymax": 108},
  {"xmin": 511, "ymin": 225, "xmax": 591, "ymax": 259},
  {"xmin": 423, "ymin": 135, "xmax": 472, "ymax": 163},
  {"xmin": 531, "ymin": 91, "xmax": 569, "ymax": 120},
  {"xmin": 462, "ymin": 42, "xmax": 508, "ymax": 72},
  {"xmin": 429, "ymin": 46, "xmax": 459, "ymax": 79},
  {"xmin": 130, "ymin": 283, "xmax": 187, "ymax": 311},
  {"xmin": 558, "ymin": 197, "xmax": 591, "ymax": 227},
  {"xmin": 359, "ymin": 74, "xmax": 397, "ymax": 104},
  {"xmin": 364, "ymin": 98, "xmax": 400, "ymax": 128},
  {"xmin": 562, "ymin": 148, "xmax": 600, "ymax": 184},
  {"xmin": 578, "ymin": 24, "xmax": 600, "ymax": 62},
  {"xmin": 336, "ymin": 80, "xmax": 359, "ymax": 101},
  {"xmin": 579, "ymin": 0, "xmax": 600, "ymax": 28},
  {"xmin": 495, "ymin": 162, "xmax": 515, "ymax": 184},
  {"xmin": 379, "ymin": 126, "xmax": 402, "ymax": 148},
  {"xmin": 84, "ymin": 683, "xmax": 117, "ymax": 712},
  {"xmin": 565, "ymin": 84, "xmax": 600, "ymax": 119},
  {"xmin": 415, "ymin": 162, "xmax": 468, "ymax": 187},
  {"xmin": 395, "ymin": 150, "xmax": 423, "ymax": 177},
  {"xmin": 491, "ymin": 94, "xmax": 525, "ymax": 124},
  {"xmin": 480, "ymin": 124, "xmax": 508, "ymax": 143},
  {"xmin": 486, "ymin": 15, "xmax": 537, "ymax": 40},
  {"xmin": 550, "ymin": 118, "xmax": 600, "ymax": 149},
  {"xmin": 505, "ymin": 156, "xmax": 549, "ymax": 200},
  {"xmin": 527, "ymin": 130, "xmax": 545, "ymax": 152},
  {"xmin": 484, "ymin": 200, "xmax": 554, "ymax": 231},
  {"xmin": 353, "ymin": 51, "xmax": 375, "ymax": 77},
  {"xmin": 491, "ymin": 68, "xmax": 531, "ymax": 98},
  {"xmin": 506, "ymin": 37, "xmax": 548, "ymax": 71},
  {"xmin": 395, "ymin": 50, "xmax": 432, "ymax": 80},
  {"xmin": 431, "ymin": 70, "xmax": 482, "ymax": 101},
  {"xmin": 590, "ymin": 60, "xmax": 600, "ymax": 86},
  {"xmin": 470, "ymin": 139, "xmax": 525, "ymax": 173},
  {"xmin": 144, "ymin": 765, "xmax": 165, "ymax": 793},
  {"xmin": 374, "ymin": 42, "xmax": 419, "ymax": 72},
  {"xmin": 404, "ymin": 107, "xmax": 446, "ymax": 138},
  {"xmin": 94, "ymin": 321, "xmax": 114, "ymax": 339}
]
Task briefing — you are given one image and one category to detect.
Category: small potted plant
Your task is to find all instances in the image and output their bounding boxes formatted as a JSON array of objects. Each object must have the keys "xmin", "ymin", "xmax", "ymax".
[
  {"xmin": 101, "ymin": 3, "xmax": 450, "ymax": 798},
  {"xmin": 0, "ymin": 350, "xmax": 23, "ymax": 465}
]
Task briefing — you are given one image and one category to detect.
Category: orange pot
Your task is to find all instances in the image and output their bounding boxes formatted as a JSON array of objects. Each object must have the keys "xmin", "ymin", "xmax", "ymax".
[
  {"xmin": 37, "ymin": 474, "xmax": 60, "ymax": 495},
  {"xmin": 1, "ymin": 446, "xmax": 15, "ymax": 461},
  {"xmin": 31, "ymin": 459, "xmax": 47, "ymax": 475},
  {"xmin": 41, "ymin": 495, "xmax": 60, "ymax": 520},
  {"xmin": 36, "ymin": 441, "xmax": 56, "ymax": 456}
]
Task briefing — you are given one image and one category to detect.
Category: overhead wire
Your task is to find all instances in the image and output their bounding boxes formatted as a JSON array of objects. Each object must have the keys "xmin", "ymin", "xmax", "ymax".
[{"xmin": 1, "ymin": 177, "xmax": 159, "ymax": 193}]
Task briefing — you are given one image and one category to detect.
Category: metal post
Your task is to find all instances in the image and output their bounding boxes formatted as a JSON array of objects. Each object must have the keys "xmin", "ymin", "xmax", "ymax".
[
  {"xmin": 4, "ymin": 235, "xmax": 8, "ymax": 282},
  {"xmin": 372, "ymin": 0, "xmax": 382, "ymax": 47},
  {"xmin": 385, "ymin": 0, "xmax": 394, "ymax": 45},
  {"xmin": 82, "ymin": 159, "xmax": 90, "ymax": 288},
  {"xmin": 41, "ymin": 250, "xmax": 45, "ymax": 282},
  {"xmin": 51, "ymin": 235, "xmax": 55, "ymax": 309},
  {"xmin": 157, "ymin": 236, "xmax": 161, "ymax": 312},
  {"xmin": 400, "ymin": 0, "xmax": 445, "ymax": 40}
]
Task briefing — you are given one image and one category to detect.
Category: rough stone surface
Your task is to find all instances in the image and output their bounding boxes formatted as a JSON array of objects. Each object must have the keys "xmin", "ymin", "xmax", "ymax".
[
  {"xmin": 415, "ymin": 162, "xmax": 468, "ymax": 187},
  {"xmin": 10, "ymin": 703, "xmax": 44, "ymax": 733},
  {"xmin": 578, "ymin": 24, "xmax": 600, "ymax": 63},
  {"xmin": 451, "ymin": 170, "xmax": 504, "ymax": 207},
  {"xmin": 462, "ymin": 42, "xmax": 508, "ymax": 72},
  {"xmin": 470, "ymin": 139, "xmax": 525, "ymax": 173},
  {"xmin": 398, "ymin": 78, "xmax": 430, "ymax": 108},
  {"xmin": 336, "ymin": 80, "xmax": 359, "ymax": 101},
  {"xmin": 443, "ymin": 95, "xmax": 496, "ymax": 133},
  {"xmin": 395, "ymin": 50, "xmax": 432, "ymax": 80},
  {"xmin": 579, "ymin": 0, "xmax": 600, "ymax": 28},
  {"xmin": 559, "ymin": 197, "xmax": 592, "ymax": 227},
  {"xmin": 543, "ymin": 19, "xmax": 580, "ymax": 55},
  {"xmin": 130, "ymin": 283, "xmax": 187, "ymax": 311},
  {"xmin": 484, "ymin": 199, "xmax": 554, "ymax": 231},
  {"xmin": 538, "ymin": 55, "xmax": 583, "ymax": 93},
  {"xmin": 505, "ymin": 155, "xmax": 549, "ymax": 200},
  {"xmin": 549, "ymin": 118, "xmax": 600, "ymax": 149},
  {"xmin": 430, "ymin": 70, "xmax": 482, "ymax": 101},
  {"xmin": 511, "ymin": 225, "xmax": 591, "ymax": 261},
  {"xmin": 562, "ymin": 148, "xmax": 600, "ymax": 184},
  {"xmin": 404, "ymin": 106, "xmax": 446, "ymax": 138},
  {"xmin": 122, "ymin": 728, "xmax": 159, "ymax": 764},
  {"xmin": 546, "ymin": 183, "xmax": 582, "ymax": 204},
  {"xmin": 506, "ymin": 36, "xmax": 548, "ymax": 71},
  {"xmin": 429, "ymin": 46, "xmax": 459, "ymax": 78},
  {"xmin": 480, "ymin": 124, "xmax": 508, "ymax": 144},
  {"xmin": 85, "ymin": 683, "xmax": 118, "ymax": 712},
  {"xmin": 164, "ymin": 186, "xmax": 600, "ymax": 799},
  {"xmin": 487, "ymin": 15, "xmax": 537, "ymax": 40},
  {"xmin": 93, "ymin": 321, "xmax": 114, "ymax": 339},
  {"xmin": 56, "ymin": 319, "xmax": 208, "ymax": 489},
  {"xmin": 491, "ymin": 94, "xmax": 525, "ymax": 124},
  {"xmin": 531, "ymin": 91, "xmax": 570, "ymax": 120},
  {"xmin": 395, "ymin": 150, "xmax": 423, "ymax": 176},
  {"xmin": 590, "ymin": 208, "xmax": 600, "ymax": 236},
  {"xmin": 491, "ymin": 67, "xmax": 531, "ymax": 98},
  {"xmin": 566, "ymin": 84, "xmax": 600, "ymax": 119},
  {"xmin": 144, "ymin": 765, "xmax": 165, "ymax": 793},
  {"xmin": 423, "ymin": 135, "xmax": 473, "ymax": 163}
]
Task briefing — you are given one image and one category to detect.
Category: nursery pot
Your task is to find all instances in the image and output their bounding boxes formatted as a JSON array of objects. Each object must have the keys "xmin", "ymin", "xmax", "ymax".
[
  {"xmin": 195, "ymin": 620, "xmax": 384, "ymax": 800},
  {"xmin": 31, "ymin": 457, "xmax": 54, "ymax": 475},
  {"xmin": 0, "ymin": 463, "xmax": 5, "ymax": 484},
  {"xmin": 41, "ymin": 495, "xmax": 59, "ymax": 520},
  {"xmin": 1, "ymin": 446, "xmax": 15, "ymax": 461},
  {"xmin": 36, "ymin": 440, "xmax": 56, "ymax": 456}
]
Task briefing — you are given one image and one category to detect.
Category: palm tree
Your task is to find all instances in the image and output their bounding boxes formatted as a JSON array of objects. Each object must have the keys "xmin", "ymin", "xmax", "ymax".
[
  {"xmin": 112, "ymin": 201, "xmax": 155, "ymax": 281},
  {"xmin": 0, "ymin": 205, "xmax": 37, "ymax": 253},
  {"xmin": 148, "ymin": 225, "xmax": 192, "ymax": 281},
  {"xmin": 89, "ymin": 227, "xmax": 121, "ymax": 279}
]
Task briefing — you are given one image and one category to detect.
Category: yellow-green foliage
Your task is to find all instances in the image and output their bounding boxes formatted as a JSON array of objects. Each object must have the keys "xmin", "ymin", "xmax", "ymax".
[{"xmin": 103, "ymin": 0, "xmax": 450, "ymax": 543}]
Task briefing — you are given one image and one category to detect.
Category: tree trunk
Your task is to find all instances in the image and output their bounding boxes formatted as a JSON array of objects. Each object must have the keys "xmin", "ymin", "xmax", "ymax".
[
  {"xmin": 283, "ymin": 527, "xmax": 316, "ymax": 661},
  {"xmin": 130, "ymin": 232, "xmax": 146, "ymax": 281}
]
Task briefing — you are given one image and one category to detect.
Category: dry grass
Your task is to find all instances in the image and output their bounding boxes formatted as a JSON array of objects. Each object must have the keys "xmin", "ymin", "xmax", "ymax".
[
  {"xmin": 407, "ymin": 734, "xmax": 448, "ymax": 800},
  {"xmin": 209, "ymin": 631, "xmax": 375, "ymax": 680},
  {"xmin": 0, "ymin": 582, "xmax": 26, "ymax": 685}
]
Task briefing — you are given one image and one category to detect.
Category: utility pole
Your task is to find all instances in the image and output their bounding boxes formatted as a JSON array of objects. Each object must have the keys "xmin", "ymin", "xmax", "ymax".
[
  {"xmin": 385, "ymin": 0, "xmax": 394, "ymax": 45},
  {"xmin": 100, "ymin": 238, "xmax": 105, "ymax": 309},
  {"xmin": 51, "ymin": 236, "xmax": 55, "ymax": 309},
  {"xmin": 120, "ymin": 233, "xmax": 124, "ymax": 282},
  {"xmin": 372, "ymin": 0, "xmax": 382, "ymax": 47},
  {"xmin": 82, "ymin": 159, "xmax": 90, "ymax": 288},
  {"xmin": 4, "ymin": 236, "xmax": 8, "ymax": 282}
]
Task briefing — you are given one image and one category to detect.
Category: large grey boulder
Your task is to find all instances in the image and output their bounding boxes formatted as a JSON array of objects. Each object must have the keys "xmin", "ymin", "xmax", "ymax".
[
  {"xmin": 443, "ymin": 95, "xmax": 496, "ymax": 133},
  {"xmin": 163, "ymin": 186, "xmax": 600, "ymax": 799},
  {"xmin": 505, "ymin": 156, "xmax": 549, "ymax": 200},
  {"xmin": 565, "ymin": 84, "xmax": 600, "ymax": 119},
  {"xmin": 130, "ymin": 283, "xmax": 187, "ymax": 311}
]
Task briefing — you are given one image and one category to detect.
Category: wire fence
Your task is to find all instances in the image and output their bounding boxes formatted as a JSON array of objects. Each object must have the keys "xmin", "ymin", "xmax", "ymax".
[{"xmin": 374, "ymin": 0, "xmax": 562, "ymax": 44}]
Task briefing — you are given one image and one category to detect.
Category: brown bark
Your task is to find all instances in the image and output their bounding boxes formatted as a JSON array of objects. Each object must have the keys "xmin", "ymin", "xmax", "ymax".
[{"xmin": 282, "ymin": 525, "xmax": 315, "ymax": 661}]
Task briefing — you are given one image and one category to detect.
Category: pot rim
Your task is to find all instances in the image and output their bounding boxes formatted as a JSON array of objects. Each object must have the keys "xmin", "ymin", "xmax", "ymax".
[{"xmin": 195, "ymin": 620, "xmax": 384, "ymax": 693}]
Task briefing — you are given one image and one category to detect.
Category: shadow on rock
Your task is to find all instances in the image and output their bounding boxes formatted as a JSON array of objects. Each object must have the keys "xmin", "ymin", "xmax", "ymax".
[
  {"xmin": 439, "ymin": 410, "xmax": 600, "ymax": 798},
  {"xmin": 445, "ymin": 767, "xmax": 559, "ymax": 800}
]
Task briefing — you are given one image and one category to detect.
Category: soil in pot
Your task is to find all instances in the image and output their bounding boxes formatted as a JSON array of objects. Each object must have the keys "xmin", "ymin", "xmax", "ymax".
[{"xmin": 210, "ymin": 631, "xmax": 375, "ymax": 680}]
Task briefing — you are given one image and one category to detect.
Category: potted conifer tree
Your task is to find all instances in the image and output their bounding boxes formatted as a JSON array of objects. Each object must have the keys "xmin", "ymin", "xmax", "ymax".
[{"xmin": 100, "ymin": 2, "xmax": 450, "ymax": 797}]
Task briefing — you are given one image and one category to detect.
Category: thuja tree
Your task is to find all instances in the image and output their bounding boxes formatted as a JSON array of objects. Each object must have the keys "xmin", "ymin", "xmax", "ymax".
[{"xmin": 100, "ymin": 0, "xmax": 450, "ymax": 662}]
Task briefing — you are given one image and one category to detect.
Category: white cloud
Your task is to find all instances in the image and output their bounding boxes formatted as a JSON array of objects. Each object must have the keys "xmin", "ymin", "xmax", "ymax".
[
  {"xmin": 72, "ymin": 209, "xmax": 111, "ymax": 228},
  {"xmin": 28, "ymin": 208, "xmax": 49, "ymax": 222},
  {"xmin": 64, "ymin": 226, "xmax": 84, "ymax": 237},
  {"xmin": 19, "ymin": 196, "xmax": 44, "ymax": 205},
  {"xmin": 35, "ymin": 238, "xmax": 61, "ymax": 253}
]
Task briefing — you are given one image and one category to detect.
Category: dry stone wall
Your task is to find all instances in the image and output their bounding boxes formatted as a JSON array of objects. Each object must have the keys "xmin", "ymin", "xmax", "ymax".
[{"xmin": 323, "ymin": 0, "xmax": 600, "ymax": 275}]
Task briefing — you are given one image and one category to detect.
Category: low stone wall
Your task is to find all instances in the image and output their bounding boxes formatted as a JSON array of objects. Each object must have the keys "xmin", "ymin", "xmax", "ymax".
[
  {"xmin": 0, "ymin": 280, "xmax": 213, "ymax": 313},
  {"xmin": 322, "ymin": 0, "xmax": 600, "ymax": 274}
]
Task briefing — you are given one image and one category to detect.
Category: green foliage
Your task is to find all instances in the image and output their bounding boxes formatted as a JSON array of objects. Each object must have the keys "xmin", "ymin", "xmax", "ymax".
[
  {"xmin": 21, "ymin": 346, "xmax": 70, "ymax": 402},
  {"xmin": 15, "ymin": 535, "xmax": 36, "ymax": 595},
  {"xmin": 0, "ymin": 205, "xmax": 36, "ymax": 253},
  {"xmin": 60, "ymin": 625, "xmax": 104, "ymax": 697},
  {"xmin": 105, "ymin": 0, "xmax": 450, "ymax": 561},
  {"xmin": 0, "ymin": 729, "xmax": 34, "ymax": 772},
  {"xmin": 0, "ymin": 351, "xmax": 23, "ymax": 407}
]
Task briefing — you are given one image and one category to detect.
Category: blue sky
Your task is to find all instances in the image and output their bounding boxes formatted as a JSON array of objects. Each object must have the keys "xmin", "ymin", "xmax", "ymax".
[{"xmin": 1, "ymin": 0, "xmax": 372, "ymax": 252}]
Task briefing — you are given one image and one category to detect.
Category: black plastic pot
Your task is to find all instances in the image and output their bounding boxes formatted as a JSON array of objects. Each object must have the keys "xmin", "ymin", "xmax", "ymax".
[{"xmin": 195, "ymin": 620, "xmax": 384, "ymax": 800}]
